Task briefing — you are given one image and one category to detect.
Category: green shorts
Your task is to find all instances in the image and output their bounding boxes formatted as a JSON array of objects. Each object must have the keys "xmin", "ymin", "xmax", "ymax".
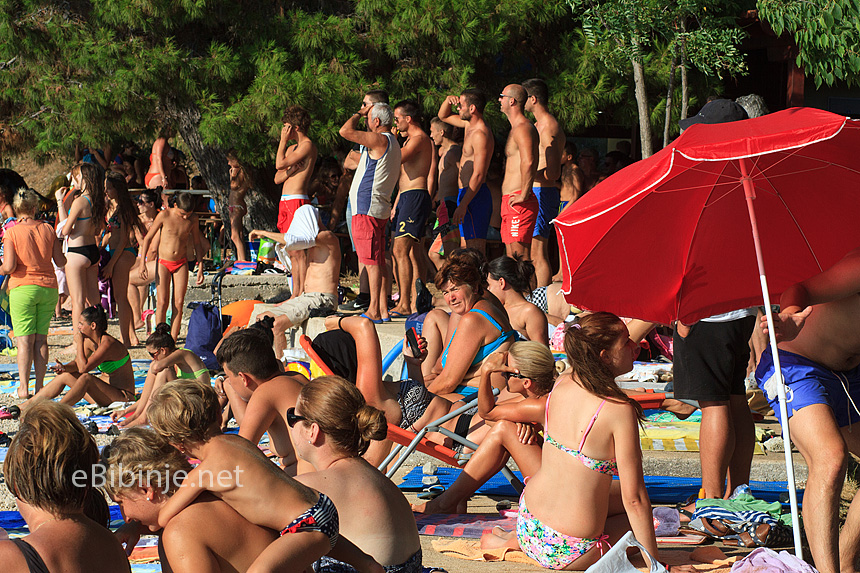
[{"xmin": 9, "ymin": 285, "xmax": 59, "ymax": 336}]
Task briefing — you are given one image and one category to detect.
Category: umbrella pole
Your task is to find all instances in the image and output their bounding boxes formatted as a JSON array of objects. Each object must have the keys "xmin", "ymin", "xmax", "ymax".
[{"xmin": 741, "ymin": 160, "xmax": 804, "ymax": 557}]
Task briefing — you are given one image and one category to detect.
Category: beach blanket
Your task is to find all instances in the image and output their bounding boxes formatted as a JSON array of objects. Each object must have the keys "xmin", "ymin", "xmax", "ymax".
[
  {"xmin": 0, "ymin": 359, "xmax": 151, "ymax": 396},
  {"xmin": 639, "ymin": 409, "xmax": 766, "ymax": 454},
  {"xmin": 397, "ymin": 468, "xmax": 804, "ymax": 505}
]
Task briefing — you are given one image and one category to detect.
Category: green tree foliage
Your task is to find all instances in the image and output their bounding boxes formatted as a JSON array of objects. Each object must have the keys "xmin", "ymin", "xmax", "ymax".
[
  {"xmin": 0, "ymin": 0, "xmax": 747, "ymax": 210},
  {"xmin": 758, "ymin": 0, "xmax": 860, "ymax": 89}
]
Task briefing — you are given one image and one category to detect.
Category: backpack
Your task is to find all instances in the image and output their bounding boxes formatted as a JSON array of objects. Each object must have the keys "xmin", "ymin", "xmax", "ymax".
[{"xmin": 185, "ymin": 302, "xmax": 230, "ymax": 370}]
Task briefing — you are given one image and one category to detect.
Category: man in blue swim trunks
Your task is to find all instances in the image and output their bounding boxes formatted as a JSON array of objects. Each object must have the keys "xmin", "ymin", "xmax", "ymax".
[
  {"xmin": 757, "ymin": 247, "xmax": 860, "ymax": 573},
  {"xmin": 438, "ymin": 89, "xmax": 494, "ymax": 255},
  {"xmin": 522, "ymin": 78, "xmax": 565, "ymax": 287}
]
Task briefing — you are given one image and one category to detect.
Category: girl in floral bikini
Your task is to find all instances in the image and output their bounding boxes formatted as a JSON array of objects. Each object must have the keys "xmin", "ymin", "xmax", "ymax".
[{"xmin": 481, "ymin": 312, "xmax": 683, "ymax": 570}]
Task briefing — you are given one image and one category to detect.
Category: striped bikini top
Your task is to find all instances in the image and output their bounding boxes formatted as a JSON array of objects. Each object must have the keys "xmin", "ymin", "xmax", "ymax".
[{"xmin": 543, "ymin": 394, "xmax": 618, "ymax": 476}]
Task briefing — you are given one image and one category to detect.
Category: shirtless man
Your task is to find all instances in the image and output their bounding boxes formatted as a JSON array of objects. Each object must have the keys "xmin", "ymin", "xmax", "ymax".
[
  {"xmin": 248, "ymin": 205, "xmax": 341, "ymax": 356},
  {"xmin": 340, "ymin": 102, "xmax": 401, "ymax": 322},
  {"xmin": 498, "ymin": 84, "xmax": 538, "ymax": 258},
  {"xmin": 275, "ymin": 105, "xmax": 318, "ymax": 298},
  {"xmin": 144, "ymin": 127, "xmax": 173, "ymax": 189},
  {"xmin": 438, "ymin": 89, "xmax": 494, "ymax": 255},
  {"xmin": 428, "ymin": 118, "xmax": 462, "ymax": 269},
  {"xmin": 757, "ymin": 248, "xmax": 860, "ymax": 573},
  {"xmin": 552, "ymin": 141, "xmax": 586, "ymax": 282},
  {"xmin": 523, "ymin": 78, "xmax": 565, "ymax": 286},
  {"xmin": 389, "ymin": 100, "xmax": 433, "ymax": 317},
  {"xmin": 138, "ymin": 192, "xmax": 205, "ymax": 341},
  {"xmin": 216, "ymin": 328, "xmax": 309, "ymax": 475}
]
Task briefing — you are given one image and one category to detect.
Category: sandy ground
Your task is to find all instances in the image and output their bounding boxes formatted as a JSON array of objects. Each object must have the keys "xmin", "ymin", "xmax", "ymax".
[{"xmin": 0, "ymin": 314, "xmax": 760, "ymax": 572}]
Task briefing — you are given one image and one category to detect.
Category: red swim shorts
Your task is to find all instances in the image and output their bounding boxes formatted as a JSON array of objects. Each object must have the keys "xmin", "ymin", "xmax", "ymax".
[
  {"xmin": 278, "ymin": 195, "xmax": 311, "ymax": 233},
  {"xmin": 500, "ymin": 190, "xmax": 539, "ymax": 245},
  {"xmin": 351, "ymin": 214, "xmax": 387, "ymax": 266}
]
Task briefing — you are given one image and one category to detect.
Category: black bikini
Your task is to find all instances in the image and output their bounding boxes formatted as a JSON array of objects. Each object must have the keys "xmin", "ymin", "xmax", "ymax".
[
  {"xmin": 67, "ymin": 195, "xmax": 100, "ymax": 266},
  {"xmin": 11, "ymin": 538, "xmax": 50, "ymax": 573},
  {"xmin": 67, "ymin": 244, "xmax": 100, "ymax": 266}
]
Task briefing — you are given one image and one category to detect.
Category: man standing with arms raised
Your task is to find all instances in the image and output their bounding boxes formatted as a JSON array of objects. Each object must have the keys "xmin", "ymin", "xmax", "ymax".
[
  {"xmin": 339, "ymin": 102, "xmax": 401, "ymax": 323},
  {"xmin": 439, "ymin": 89, "xmax": 494, "ymax": 254},
  {"xmin": 523, "ymin": 78, "xmax": 565, "ymax": 285},
  {"xmin": 499, "ymin": 84, "xmax": 538, "ymax": 258},
  {"xmin": 389, "ymin": 100, "xmax": 433, "ymax": 317}
]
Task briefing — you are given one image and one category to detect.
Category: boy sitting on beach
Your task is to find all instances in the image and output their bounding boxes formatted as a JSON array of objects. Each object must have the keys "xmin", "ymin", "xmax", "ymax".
[
  {"xmin": 148, "ymin": 379, "xmax": 382, "ymax": 573},
  {"xmin": 216, "ymin": 328, "xmax": 308, "ymax": 475},
  {"xmin": 138, "ymin": 192, "xmax": 205, "ymax": 341},
  {"xmin": 248, "ymin": 204, "xmax": 340, "ymax": 357}
]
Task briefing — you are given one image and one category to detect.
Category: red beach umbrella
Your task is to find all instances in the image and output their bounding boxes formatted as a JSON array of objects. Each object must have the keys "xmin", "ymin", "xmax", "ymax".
[{"xmin": 555, "ymin": 107, "xmax": 860, "ymax": 558}]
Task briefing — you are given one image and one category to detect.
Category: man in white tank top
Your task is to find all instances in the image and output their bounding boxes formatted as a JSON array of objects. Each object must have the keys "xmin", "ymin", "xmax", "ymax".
[{"xmin": 339, "ymin": 102, "xmax": 402, "ymax": 322}]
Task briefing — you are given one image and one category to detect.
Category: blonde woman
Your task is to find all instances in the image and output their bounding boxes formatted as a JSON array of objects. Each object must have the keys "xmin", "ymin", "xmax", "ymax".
[
  {"xmin": 0, "ymin": 401, "xmax": 130, "ymax": 572},
  {"xmin": 413, "ymin": 341, "xmax": 556, "ymax": 514},
  {"xmin": 291, "ymin": 376, "xmax": 422, "ymax": 572}
]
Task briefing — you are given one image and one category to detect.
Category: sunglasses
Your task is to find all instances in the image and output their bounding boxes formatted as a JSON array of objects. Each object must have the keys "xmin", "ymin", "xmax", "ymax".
[
  {"xmin": 503, "ymin": 372, "xmax": 528, "ymax": 381},
  {"xmin": 147, "ymin": 349, "xmax": 159, "ymax": 358},
  {"xmin": 286, "ymin": 407, "xmax": 307, "ymax": 428}
]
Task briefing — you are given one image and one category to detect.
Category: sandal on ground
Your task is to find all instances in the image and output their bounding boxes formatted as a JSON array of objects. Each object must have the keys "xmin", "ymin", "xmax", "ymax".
[{"xmin": 417, "ymin": 485, "xmax": 445, "ymax": 500}]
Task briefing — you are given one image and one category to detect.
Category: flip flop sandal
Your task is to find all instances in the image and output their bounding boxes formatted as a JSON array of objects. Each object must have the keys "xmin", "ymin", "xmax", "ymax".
[
  {"xmin": 389, "ymin": 311, "xmax": 409, "ymax": 319},
  {"xmin": 0, "ymin": 405, "xmax": 20, "ymax": 420},
  {"xmin": 417, "ymin": 485, "xmax": 445, "ymax": 500},
  {"xmin": 681, "ymin": 517, "xmax": 732, "ymax": 539}
]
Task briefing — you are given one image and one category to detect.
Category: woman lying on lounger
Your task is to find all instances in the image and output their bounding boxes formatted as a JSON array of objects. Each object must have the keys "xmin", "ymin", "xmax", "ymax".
[
  {"xmin": 481, "ymin": 312, "xmax": 678, "ymax": 570},
  {"xmin": 419, "ymin": 250, "xmax": 517, "ymax": 398},
  {"xmin": 27, "ymin": 305, "xmax": 134, "ymax": 408},
  {"xmin": 111, "ymin": 322, "xmax": 210, "ymax": 428},
  {"xmin": 290, "ymin": 375, "xmax": 423, "ymax": 573},
  {"xmin": 0, "ymin": 400, "xmax": 130, "ymax": 573},
  {"xmin": 106, "ymin": 427, "xmax": 276, "ymax": 573}
]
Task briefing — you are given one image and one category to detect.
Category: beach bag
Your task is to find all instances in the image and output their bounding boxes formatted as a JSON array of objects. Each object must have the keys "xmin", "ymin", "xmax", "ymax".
[{"xmin": 185, "ymin": 302, "xmax": 229, "ymax": 370}]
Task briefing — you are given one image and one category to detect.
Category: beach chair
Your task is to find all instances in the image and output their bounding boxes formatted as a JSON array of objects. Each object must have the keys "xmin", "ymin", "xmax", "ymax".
[{"xmin": 298, "ymin": 334, "xmax": 524, "ymax": 492}]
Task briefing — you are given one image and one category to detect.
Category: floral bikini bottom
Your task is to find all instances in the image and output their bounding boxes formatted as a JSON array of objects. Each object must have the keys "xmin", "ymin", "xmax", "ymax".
[{"xmin": 516, "ymin": 492, "xmax": 609, "ymax": 570}]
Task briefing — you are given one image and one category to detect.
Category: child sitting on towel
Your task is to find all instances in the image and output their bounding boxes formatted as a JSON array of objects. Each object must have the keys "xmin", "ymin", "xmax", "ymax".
[
  {"xmin": 26, "ymin": 305, "xmax": 134, "ymax": 407},
  {"xmin": 148, "ymin": 379, "xmax": 383, "ymax": 573},
  {"xmin": 138, "ymin": 192, "xmax": 205, "ymax": 341},
  {"xmin": 112, "ymin": 322, "xmax": 210, "ymax": 428}
]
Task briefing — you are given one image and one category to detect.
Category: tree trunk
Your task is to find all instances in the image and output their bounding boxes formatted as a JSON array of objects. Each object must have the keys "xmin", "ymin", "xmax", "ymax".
[
  {"xmin": 663, "ymin": 51, "xmax": 677, "ymax": 148},
  {"xmin": 631, "ymin": 37, "xmax": 653, "ymax": 158},
  {"xmin": 165, "ymin": 101, "xmax": 278, "ymax": 235},
  {"xmin": 680, "ymin": 24, "xmax": 689, "ymax": 121}
]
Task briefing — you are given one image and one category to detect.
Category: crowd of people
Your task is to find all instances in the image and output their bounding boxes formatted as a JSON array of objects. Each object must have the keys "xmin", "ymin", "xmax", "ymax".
[{"xmin": 0, "ymin": 87, "xmax": 853, "ymax": 573}]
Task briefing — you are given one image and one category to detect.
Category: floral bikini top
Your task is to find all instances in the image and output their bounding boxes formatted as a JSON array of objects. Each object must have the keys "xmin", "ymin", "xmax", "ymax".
[{"xmin": 543, "ymin": 394, "xmax": 619, "ymax": 476}]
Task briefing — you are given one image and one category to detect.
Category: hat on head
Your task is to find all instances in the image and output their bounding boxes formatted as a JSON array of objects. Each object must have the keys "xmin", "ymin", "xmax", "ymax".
[{"xmin": 679, "ymin": 99, "xmax": 748, "ymax": 130}]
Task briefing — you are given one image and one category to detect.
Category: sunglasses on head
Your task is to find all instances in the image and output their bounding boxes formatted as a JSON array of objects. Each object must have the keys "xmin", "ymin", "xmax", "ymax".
[
  {"xmin": 503, "ymin": 372, "xmax": 528, "ymax": 381},
  {"xmin": 286, "ymin": 407, "xmax": 307, "ymax": 428}
]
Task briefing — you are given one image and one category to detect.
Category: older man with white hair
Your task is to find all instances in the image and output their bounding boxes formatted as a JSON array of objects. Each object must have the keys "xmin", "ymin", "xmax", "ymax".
[{"xmin": 339, "ymin": 102, "xmax": 402, "ymax": 323}]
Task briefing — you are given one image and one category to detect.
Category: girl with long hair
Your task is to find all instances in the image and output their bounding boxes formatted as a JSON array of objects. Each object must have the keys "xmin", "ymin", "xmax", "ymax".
[
  {"xmin": 58, "ymin": 162, "xmax": 106, "ymax": 340},
  {"xmin": 103, "ymin": 172, "xmax": 144, "ymax": 346}
]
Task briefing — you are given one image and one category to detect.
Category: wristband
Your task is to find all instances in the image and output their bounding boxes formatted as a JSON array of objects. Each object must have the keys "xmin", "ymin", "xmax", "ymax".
[{"xmin": 338, "ymin": 316, "xmax": 346, "ymax": 330}]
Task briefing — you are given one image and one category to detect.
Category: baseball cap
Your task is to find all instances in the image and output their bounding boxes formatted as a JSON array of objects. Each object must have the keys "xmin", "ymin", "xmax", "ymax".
[{"xmin": 679, "ymin": 99, "xmax": 748, "ymax": 130}]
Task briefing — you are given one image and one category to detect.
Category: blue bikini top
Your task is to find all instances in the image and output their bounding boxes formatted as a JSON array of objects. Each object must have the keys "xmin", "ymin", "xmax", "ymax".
[{"xmin": 440, "ymin": 309, "xmax": 518, "ymax": 369}]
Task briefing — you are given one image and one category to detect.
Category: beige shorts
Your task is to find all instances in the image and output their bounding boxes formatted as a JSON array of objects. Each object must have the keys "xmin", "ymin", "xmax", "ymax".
[{"xmin": 248, "ymin": 292, "xmax": 337, "ymax": 327}]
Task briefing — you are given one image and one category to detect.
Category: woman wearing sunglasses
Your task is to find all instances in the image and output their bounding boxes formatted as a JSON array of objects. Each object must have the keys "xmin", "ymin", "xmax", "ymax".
[
  {"xmin": 288, "ymin": 375, "xmax": 422, "ymax": 573},
  {"xmin": 413, "ymin": 340, "xmax": 556, "ymax": 514}
]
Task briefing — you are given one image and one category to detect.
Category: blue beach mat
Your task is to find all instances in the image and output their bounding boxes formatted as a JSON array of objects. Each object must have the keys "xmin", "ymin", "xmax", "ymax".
[{"xmin": 398, "ymin": 467, "xmax": 804, "ymax": 505}]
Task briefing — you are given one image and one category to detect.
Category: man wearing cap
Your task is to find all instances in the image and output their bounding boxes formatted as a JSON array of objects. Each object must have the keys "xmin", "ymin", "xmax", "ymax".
[
  {"xmin": 758, "ymin": 250, "xmax": 860, "ymax": 573},
  {"xmin": 674, "ymin": 100, "xmax": 757, "ymax": 505}
]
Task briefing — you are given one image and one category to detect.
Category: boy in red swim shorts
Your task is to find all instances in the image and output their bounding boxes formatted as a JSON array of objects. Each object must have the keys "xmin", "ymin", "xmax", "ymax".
[{"xmin": 139, "ymin": 192, "xmax": 205, "ymax": 340}]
